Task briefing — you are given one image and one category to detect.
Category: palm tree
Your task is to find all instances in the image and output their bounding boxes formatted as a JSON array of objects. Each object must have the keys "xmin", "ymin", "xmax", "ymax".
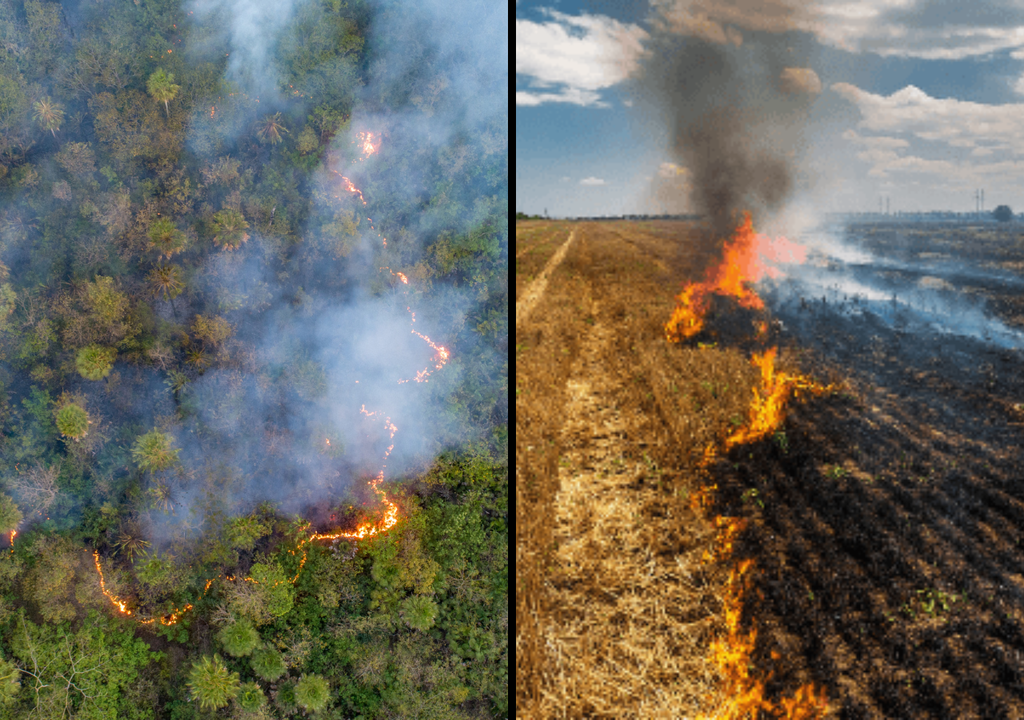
[
  {"xmin": 147, "ymin": 264, "xmax": 184, "ymax": 299},
  {"xmin": 210, "ymin": 208, "xmax": 249, "ymax": 250},
  {"xmin": 147, "ymin": 217, "xmax": 187, "ymax": 259},
  {"xmin": 115, "ymin": 521, "xmax": 150, "ymax": 562},
  {"xmin": 146, "ymin": 68, "xmax": 180, "ymax": 117},
  {"xmin": 187, "ymin": 655, "xmax": 240, "ymax": 711},
  {"xmin": 294, "ymin": 674, "xmax": 330, "ymax": 712},
  {"xmin": 131, "ymin": 429, "xmax": 180, "ymax": 472},
  {"xmin": 255, "ymin": 112, "xmax": 289, "ymax": 146},
  {"xmin": 32, "ymin": 96, "xmax": 64, "ymax": 137}
]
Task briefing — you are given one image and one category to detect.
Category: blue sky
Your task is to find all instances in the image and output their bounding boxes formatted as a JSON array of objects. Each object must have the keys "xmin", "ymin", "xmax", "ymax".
[{"xmin": 516, "ymin": 0, "xmax": 1024, "ymax": 219}]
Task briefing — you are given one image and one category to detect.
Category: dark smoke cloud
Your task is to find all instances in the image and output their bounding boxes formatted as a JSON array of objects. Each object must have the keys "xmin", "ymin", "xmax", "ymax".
[{"xmin": 636, "ymin": 0, "xmax": 816, "ymax": 236}]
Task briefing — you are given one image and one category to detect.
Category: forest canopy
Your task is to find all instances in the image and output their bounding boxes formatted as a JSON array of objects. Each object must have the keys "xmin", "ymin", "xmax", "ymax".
[{"xmin": 0, "ymin": 0, "xmax": 508, "ymax": 717}]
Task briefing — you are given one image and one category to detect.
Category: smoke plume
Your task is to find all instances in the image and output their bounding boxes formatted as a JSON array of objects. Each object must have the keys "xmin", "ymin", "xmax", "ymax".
[{"xmin": 637, "ymin": 0, "xmax": 818, "ymax": 236}]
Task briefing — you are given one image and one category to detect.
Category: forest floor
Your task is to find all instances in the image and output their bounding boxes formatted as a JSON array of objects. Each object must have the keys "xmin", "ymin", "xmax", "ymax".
[{"xmin": 516, "ymin": 219, "xmax": 1024, "ymax": 719}]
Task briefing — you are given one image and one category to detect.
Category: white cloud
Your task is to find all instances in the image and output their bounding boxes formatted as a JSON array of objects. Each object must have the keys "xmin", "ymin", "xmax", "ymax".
[
  {"xmin": 580, "ymin": 177, "xmax": 608, "ymax": 186},
  {"xmin": 648, "ymin": 0, "xmax": 1024, "ymax": 60},
  {"xmin": 832, "ymin": 83, "xmax": 1024, "ymax": 154},
  {"xmin": 516, "ymin": 10, "xmax": 649, "ymax": 107},
  {"xmin": 515, "ymin": 88, "xmax": 607, "ymax": 107},
  {"xmin": 834, "ymin": 81, "xmax": 1024, "ymax": 183}
]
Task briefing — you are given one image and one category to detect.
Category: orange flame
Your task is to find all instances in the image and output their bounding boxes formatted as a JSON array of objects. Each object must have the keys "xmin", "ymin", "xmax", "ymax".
[
  {"xmin": 356, "ymin": 131, "xmax": 378, "ymax": 158},
  {"xmin": 666, "ymin": 213, "xmax": 806, "ymax": 342},
  {"xmin": 724, "ymin": 348, "xmax": 834, "ymax": 451}
]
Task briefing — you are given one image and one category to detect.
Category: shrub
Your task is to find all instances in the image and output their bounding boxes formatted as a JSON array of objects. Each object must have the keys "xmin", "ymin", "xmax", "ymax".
[
  {"xmin": 218, "ymin": 619, "xmax": 259, "ymax": 657},
  {"xmin": 55, "ymin": 403, "xmax": 90, "ymax": 440},
  {"xmin": 294, "ymin": 673, "xmax": 330, "ymax": 712},
  {"xmin": 187, "ymin": 654, "xmax": 239, "ymax": 711},
  {"xmin": 249, "ymin": 645, "xmax": 286, "ymax": 682},
  {"xmin": 76, "ymin": 345, "xmax": 116, "ymax": 380}
]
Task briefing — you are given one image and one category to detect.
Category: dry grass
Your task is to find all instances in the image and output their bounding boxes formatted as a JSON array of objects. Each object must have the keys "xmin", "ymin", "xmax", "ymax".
[{"xmin": 516, "ymin": 221, "xmax": 788, "ymax": 719}]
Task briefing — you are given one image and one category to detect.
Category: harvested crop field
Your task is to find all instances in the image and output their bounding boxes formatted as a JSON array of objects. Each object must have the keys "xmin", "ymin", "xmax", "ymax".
[{"xmin": 516, "ymin": 219, "xmax": 1024, "ymax": 719}]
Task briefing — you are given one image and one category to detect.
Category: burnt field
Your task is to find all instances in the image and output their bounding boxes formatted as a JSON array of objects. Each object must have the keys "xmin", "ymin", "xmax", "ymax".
[{"xmin": 516, "ymin": 218, "xmax": 1024, "ymax": 719}]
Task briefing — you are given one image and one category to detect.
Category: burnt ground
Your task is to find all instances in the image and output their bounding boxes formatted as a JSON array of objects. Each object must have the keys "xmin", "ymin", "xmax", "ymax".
[{"xmin": 701, "ymin": 221, "xmax": 1024, "ymax": 718}]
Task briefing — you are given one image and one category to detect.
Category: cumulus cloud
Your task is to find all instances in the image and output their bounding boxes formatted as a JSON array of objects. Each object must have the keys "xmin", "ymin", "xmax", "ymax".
[
  {"xmin": 834, "ymin": 82, "xmax": 1024, "ymax": 185},
  {"xmin": 516, "ymin": 9, "xmax": 649, "ymax": 107},
  {"xmin": 579, "ymin": 176, "xmax": 608, "ymax": 186},
  {"xmin": 832, "ymin": 82, "xmax": 1024, "ymax": 154}
]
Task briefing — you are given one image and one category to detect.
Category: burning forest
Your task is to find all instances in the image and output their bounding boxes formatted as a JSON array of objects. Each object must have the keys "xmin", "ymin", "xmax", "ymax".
[{"xmin": 0, "ymin": 0, "xmax": 508, "ymax": 717}]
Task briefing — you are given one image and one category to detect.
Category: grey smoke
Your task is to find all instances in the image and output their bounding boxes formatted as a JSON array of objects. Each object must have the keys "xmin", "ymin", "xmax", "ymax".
[{"xmin": 636, "ymin": 7, "xmax": 814, "ymax": 236}]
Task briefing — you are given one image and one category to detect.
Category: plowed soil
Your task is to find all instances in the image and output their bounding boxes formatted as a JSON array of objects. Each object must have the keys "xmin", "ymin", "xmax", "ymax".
[{"xmin": 516, "ymin": 219, "xmax": 1024, "ymax": 719}]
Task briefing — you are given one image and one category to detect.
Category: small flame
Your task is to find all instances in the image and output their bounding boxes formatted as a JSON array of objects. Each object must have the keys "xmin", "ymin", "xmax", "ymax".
[{"xmin": 357, "ymin": 131, "xmax": 378, "ymax": 158}]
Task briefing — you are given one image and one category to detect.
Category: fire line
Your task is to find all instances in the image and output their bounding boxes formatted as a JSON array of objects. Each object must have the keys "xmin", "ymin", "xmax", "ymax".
[{"xmin": 85, "ymin": 128, "xmax": 451, "ymax": 627}]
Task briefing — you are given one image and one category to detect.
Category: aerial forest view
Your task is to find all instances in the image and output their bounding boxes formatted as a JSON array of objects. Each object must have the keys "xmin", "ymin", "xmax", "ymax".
[{"xmin": 0, "ymin": 0, "xmax": 508, "ymax": 717}]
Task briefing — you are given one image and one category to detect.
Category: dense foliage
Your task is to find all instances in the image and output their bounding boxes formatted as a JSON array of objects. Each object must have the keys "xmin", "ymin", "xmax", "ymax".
[{"xmin": 0, "ymin": 0, "xmax": 508, "ymax": 718}]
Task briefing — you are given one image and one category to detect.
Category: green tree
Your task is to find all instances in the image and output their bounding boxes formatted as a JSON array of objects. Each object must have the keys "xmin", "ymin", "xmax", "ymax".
[
  {"xmin": 294, "ymin": 673, "xmax": 330, "ymax": 712},
  {"xmin": 76, "ymin": 344, "xmax": 116, "ymax": 380},
  {"xmin": 993, "ymin": 204, "xmax": 1014, "ymax": 222},
  {"xmin": 187, "ymin": 654, "xmax": 240, "ymax": 712},
  {"xmin": 12, "ymin": 613, "xmax": 156, "ymax": 718},
  {"xmin": 54, "ymin": 402, "xmax": 90, "ymax": 440},
  {"xmin": 399, "ymin": 594, "xmax": 439, "ymax": 631},
  {"xmin": 249, "ymin": 645, "xmax": 286, "ymax": 682},
  {"xmin": 0, "ymin": 495, "xmax": 21, "ymax": 535},
  {"xmin": 192, "ymin": 314, "xmax": 233, "ymax": 345},
  {"xmin": 218, "ymin": 618, "xmax": 259, "ymax": 657},
  {"xmin": 210, "ymin": 208, "xmax": 250, "ymax": 250},
  {"xmin": 131, "ymin": 429, "xmax": 180, "ymax": 472},
  {"xmin": 0, "ymin": 656, "xmax": 19, "ymax": 706},
  {"xmin": 147, "ymin": 217, "xmax": 188, "ymax": 259},
  {"xmin": 147, "ymin": 264, "xmax": 184, "ymax": 299},
  {"xmin": 255, "ymin": 112, "xmax": 288, "ymax": 145},
  {"xmin": 249, "ymin": 562, "xmax": 295, "ymax": 618},
  {"xmin": 31, "ymin": 96, "xmax": 63, "ymax": 137},
  {"xmin": 24, "ymin": 535, "xmax": 80, "ymax": 623},
  {"xmin": 146, "ymin": 68, "xmax": 180, "ymax": 117}
]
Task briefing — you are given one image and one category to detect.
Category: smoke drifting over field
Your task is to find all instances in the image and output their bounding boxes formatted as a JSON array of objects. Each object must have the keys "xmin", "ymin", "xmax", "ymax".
[{"xmin": 636, "ymin": 1, "xmax": 817, "ymax": 236}]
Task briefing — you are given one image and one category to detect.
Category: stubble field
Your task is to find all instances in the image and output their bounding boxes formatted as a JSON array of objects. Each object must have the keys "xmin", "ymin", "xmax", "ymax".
[{"xmin": 516, "ymin": 219, "xmax": 1024, "ymax": 719}]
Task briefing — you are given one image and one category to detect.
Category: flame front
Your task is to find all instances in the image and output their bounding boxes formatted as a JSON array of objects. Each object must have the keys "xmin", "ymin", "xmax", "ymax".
[
  {"xmin": 664, "ymin": 212, "xmax": 827, "ymax": 718},
  {"xmin": 666, "ymin": 212, "xmax": 806, "ymax": 343}
]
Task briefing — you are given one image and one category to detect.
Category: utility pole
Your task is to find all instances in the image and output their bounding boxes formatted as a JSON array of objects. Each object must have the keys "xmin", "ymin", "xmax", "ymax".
[
  {"xmin": 981, "ymin": 189, "xmax": 985, "ymax": 215},
  {"xmin": 886, "ymin": 197, "xmax": 890, "ymax": 216}
]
